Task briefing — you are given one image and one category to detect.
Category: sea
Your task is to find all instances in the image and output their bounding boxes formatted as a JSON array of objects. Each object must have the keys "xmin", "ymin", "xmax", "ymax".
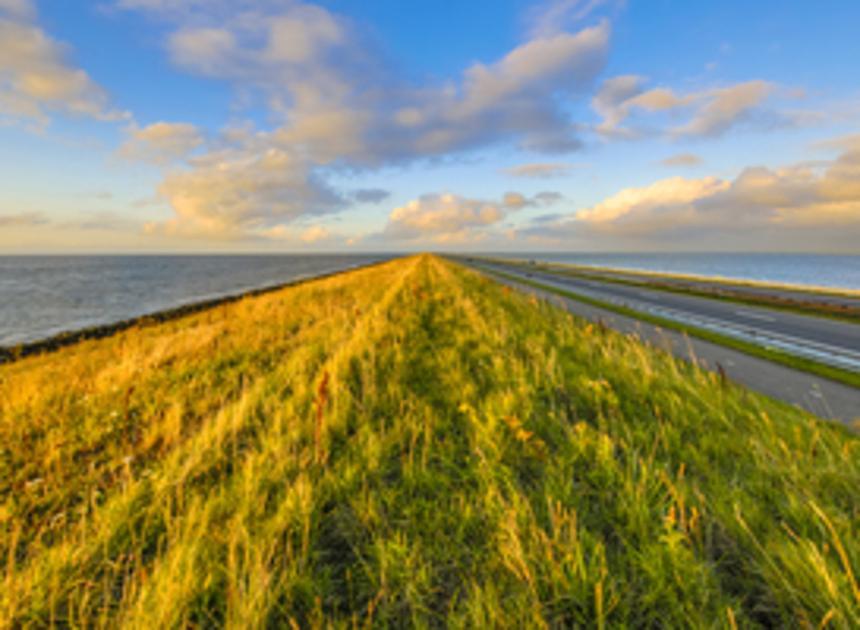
[
  {"xmin": 0, "ymin": 255, "xmax": 392, "ymax": 347},
  {"xmin": 1, "ymin": 253, "xmax": 857, "ymax": 347},
  {"xmin": 501, "ymin": 253, "xmax": 860, "ymax": 292}
]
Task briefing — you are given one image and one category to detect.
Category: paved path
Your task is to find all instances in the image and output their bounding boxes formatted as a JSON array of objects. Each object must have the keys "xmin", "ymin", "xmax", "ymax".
[{"xmin": 459, "ymin": 259, "xmax": 860, "ymax": 426}]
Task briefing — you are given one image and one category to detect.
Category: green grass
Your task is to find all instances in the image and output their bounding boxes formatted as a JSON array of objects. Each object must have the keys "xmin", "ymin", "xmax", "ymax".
[
  {"xmin": 1, "ymin": 255, "xmax": 858, "ymax": 628},
  {"xmin": 480, "ymin": 256, "xmax": 860, "ymax": 324},
  {"xmin": 483, "ymin": 266, "xmax": 860, "ymax": 391}
]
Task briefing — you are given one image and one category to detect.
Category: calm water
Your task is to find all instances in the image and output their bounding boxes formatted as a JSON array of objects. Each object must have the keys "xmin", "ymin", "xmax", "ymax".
[
  {"xmin": 501, "ymin": 253, "xmax": 860, "ymax": 292},
  {"xmin": 0, "ymin": 255, "xmax": 392, "ymax": 346}
]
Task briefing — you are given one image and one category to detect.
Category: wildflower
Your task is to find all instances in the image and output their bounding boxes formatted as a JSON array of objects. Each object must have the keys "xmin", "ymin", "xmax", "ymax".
[
  {"xmin": 515, "ymin": 428, "xmax": 533, "ymax": 443},
  {"xmin": 503, "ymin": 415, "xmax": 521, "ymax": 429},
  {"xmin": 665, "ymin": 505, "xmax": 677, "ymax": 528},
  {"xmin": 26, "ymin": 477, "xmax": 44, "ymax": 491}
]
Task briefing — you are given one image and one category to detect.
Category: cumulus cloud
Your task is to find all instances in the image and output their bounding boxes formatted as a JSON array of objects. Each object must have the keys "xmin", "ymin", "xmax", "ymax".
[
  {"xmin": 159, "ymin": 9, "xmax": 608, "ymax": 160},
  {"xmin": 0, "ymin": 0, "xmax": 33, "ymax": 19},
  {"xmin": 811, "ymin": 133, "xmax": 860, "ymax": 154},
  {"xmin": 145, "ymin": 144, "xmax": 344, "ymax": 239},
  {"xmin": 593, "ymin": 75, "xmax": 655, "ymax": 136},
  {"xmin": 258, "ymin": 223, "xmax": 336, "ymax": 244},
  {"xmin": 575, "ymin": 176, "xmax": 728, "ymax": 226},
  {"xmin": 114, "ymin": 0, "xmax": 292, "ymax": 16},
  {"xmin": 384, "ymin": 191, "xmax": 561, "ymax": 243},
  {"xmin": 527, "ymin": 0, "xmax": 620, "ymax": 38},
  {"xmin": 424, "ymin": 22, "xmax": 607, "ymax": 154},
  {"xmin": 118, "ymin": 122, "xmax": 204, "ymax": 164},
  {"xmin": 503, "ymin": 162, "xmax": 577, "ymax": 178},
  {"xmin": 593, "ymin": 76, "xmax": 776, "ymax": 139},
  {"xmin": 117, "ymin": 0, "xmax": 610, "ymax": 239},
  {"xmin": 661, "ymin": 153, "xmax": 703, "ymax": 167},
  {"xmin": 384, "ymin": 194, "xmax": 509, "ymax": 243},
  {"xmin": 675, "ymin": 81, "xmax": 774, "ymax": 137},
  {"xmin": 523, "ymin": 142, "xmax": 860, "ymax": 251},
  {"xmin": 0, "ymin": 2, "xmax": 124, "ymax": 127}
]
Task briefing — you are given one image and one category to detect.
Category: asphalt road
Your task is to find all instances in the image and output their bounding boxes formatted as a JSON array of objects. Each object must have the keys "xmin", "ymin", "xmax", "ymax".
[
  {"xmin": 471, "ymin": 259, "xmax": 860, "ymax": 373},
  {"xmin": 456, "ymin": 258, "xmax": 860, "ymax": 425},
  {"xmin": 523, "ymin": 264, "xmax": 860, "ymax": 311}
]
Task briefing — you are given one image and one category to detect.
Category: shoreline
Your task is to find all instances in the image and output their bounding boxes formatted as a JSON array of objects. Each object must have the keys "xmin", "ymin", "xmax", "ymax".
[{"xmin": 0, "ymin": 258, "xmax": 393, "ymax": 364}]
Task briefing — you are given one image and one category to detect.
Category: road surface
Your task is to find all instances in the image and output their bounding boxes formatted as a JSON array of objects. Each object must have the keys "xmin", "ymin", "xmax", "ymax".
[{"xmin": 511, "ymin": 261, "xmax": 860, "ymax": 311}]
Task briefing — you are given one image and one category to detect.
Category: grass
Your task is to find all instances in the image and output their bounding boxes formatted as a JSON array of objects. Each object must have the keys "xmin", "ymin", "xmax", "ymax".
[
  {"xmin": 1, "ymin": 254, "xmax": 858, "ymax": 628},
  {"xmin": 482, "ymin": 265, "xmax": 860, "ymax": 391},
  {"xmin": 477, "ymin": 256, "xmax": 860, "ymax": 324}
]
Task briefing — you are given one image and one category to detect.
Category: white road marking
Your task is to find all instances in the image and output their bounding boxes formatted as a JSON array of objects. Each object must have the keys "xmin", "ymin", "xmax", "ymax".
[{"xmin": 734, "ymin": 309, "xmax": 776, "ymax": 323}]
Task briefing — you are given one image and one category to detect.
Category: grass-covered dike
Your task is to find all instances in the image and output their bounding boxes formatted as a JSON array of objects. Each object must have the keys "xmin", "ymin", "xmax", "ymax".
[{"xmin": 1, "ymin": 255, "xmax": 858, "ymax": 628}]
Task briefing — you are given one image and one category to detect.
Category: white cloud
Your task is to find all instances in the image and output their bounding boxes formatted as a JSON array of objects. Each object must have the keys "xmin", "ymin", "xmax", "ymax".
[
  {"xmin": 168, "ymin": 28, "xmax": 238, "ymax": 76},
  {"xmin": 660, "ymin": 153, "xmax": 703, "ymax": 167},
  {"xmin": 503, "ymin": 162, "xmax": 577, "ymax": 178},
  {"xmin": 114, "ymin": 0, "xmax": 290, "ymax": 14},
  {"xmin": 523, "ymin": 142, "xmax": 860, "ymax": 251},
  {"xmin": 407, "ymin": 22, "xmax": 608, "ymax": 155},
  {"xmin": 118, "ymin": 121, "xmax": 204, "ymax": 164},
  {"xmin": 384, "ymin": 191, "xmax": 561, "ymax": 243},
  {"xmin": 575, "ymin": 176, "xmax": 728, "ymax": 225},
  {"xmin": 115, "ymin": 0, "xmax": 610, "ymax": 240},
  {"xmin": 159, "ymin": 11, "xmax": 608, "ymax": 160},
  {"xmin": 384, "ymin": 193, "xmax": 508, "ymax": 243},
  {"xmin": 593, "ymin": 76, "xmax": 775, "ymax": 139},
  {"xmin": 258, "ymin": 223, "xmax": 336, "ymax": 244},
  {"xmin": 591, "ymin": 74, "xmax": 647, "ymax": 136},
  {"xmin": 675, "ymin": 81, "xmax": 774, "ymax": 137},
  {"xmin": 0, "ymin": 4, "xmax": 125, "ymax": 127},
  {"xmin": 146, "ymin": 143, "xmax": 344, "ymax": 239},
  {"xmin": 527, "ymin": 0, "xmax": 620, "ymax": 38},
  {"xmin": 265, "ymin": 6, "xmax": 345, "ymax": 64},
  {"xmin": 0, "ymin": 0, "xmax": 34, "ymax": 19}
]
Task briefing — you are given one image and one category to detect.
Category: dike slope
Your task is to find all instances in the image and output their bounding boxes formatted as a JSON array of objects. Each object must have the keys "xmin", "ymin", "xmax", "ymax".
[{"xmin": 1, "ymin": 255, "xmax": 857, "ymax": 628}]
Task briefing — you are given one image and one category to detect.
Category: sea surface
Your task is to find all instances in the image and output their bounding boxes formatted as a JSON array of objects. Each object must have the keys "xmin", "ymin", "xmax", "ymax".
[
  {"xmin": 0, "ymin": 255, "xmax": 392, "ymax": 346},
  {"xmin": 501, "ymin": 253, "xmax": 860, "ymax": 292}
]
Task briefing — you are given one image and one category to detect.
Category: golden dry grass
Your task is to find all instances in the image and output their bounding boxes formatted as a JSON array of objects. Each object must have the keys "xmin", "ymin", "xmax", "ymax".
[{"xmin": 1, "ymin": 254, "xmax": 857, "ymax": 628}]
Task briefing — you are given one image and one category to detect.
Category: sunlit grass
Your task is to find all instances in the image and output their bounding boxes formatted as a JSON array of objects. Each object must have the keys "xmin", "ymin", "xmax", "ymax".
[{"xmin": 1, "ymin": 254, "xmax": 857, "ymax": 628}]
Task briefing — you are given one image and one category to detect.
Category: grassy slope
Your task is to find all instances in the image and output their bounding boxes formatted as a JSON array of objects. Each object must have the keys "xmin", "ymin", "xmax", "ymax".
[{"xmin": 1, "ymin": 255, "xmax": 858, "ymax": 628}]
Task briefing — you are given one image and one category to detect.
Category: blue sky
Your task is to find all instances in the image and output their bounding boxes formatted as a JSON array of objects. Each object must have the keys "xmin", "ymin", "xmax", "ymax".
[{"xmin": 1, "ymin": 0, "xmax": 858, "ymax": 252}]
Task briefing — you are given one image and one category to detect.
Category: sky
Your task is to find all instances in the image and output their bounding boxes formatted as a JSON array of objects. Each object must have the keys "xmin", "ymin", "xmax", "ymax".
[{"xmin": 1, "ymin": 0, "xmax": 859, "ymax": 253}]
